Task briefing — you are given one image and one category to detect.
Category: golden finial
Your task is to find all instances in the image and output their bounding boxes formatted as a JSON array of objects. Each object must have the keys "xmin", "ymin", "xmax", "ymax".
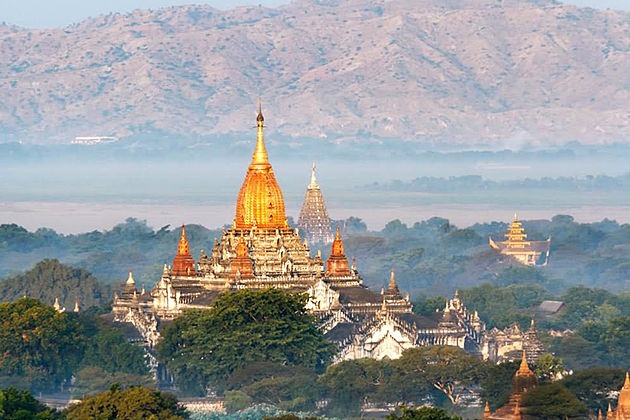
[
  {"xmin": 483, "ymin": 402, "xmax": 490, "ymax": 419},
  {"xmin": 252, "ymin": 99, "xmax": 269, "ymax": 166},
  {"xmin": 597, "ymin": 409, "xmax": 603, "ymax": 420}
]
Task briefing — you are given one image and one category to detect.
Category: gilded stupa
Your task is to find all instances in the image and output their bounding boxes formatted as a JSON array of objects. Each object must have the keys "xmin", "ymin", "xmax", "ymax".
[
  {"xmin": 235, "ymin": 103, "xmax": 288, "ymax": 230},
  {"xmin": 490, "ymin": 215, "xmax": 550, "ymax": 266},
  {"xmin": 297, "ymin": 163, "xmax": 334, "ymax": 244}
]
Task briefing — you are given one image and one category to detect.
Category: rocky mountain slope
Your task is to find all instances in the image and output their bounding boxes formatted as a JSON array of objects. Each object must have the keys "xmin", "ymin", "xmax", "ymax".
[{"xmin": 0, "ymin": 0, "xmax": 629, "ymax": 144}]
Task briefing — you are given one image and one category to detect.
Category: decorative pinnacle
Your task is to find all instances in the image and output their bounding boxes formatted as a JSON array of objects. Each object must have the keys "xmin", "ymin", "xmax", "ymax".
[
  {"xmin": 309, "ymin": 162, "xmax": 319, "ymax": 188},
  {"xmin": 517, "ymin": 350, "xmax": 533, "ymax": 375},
  {"xmin": 252, "ymin": 100, "xmax": 269, "ymax": 166},
  {"xmin": 126, "ymin": 269, "xmax": 135, "ymax": 285}
]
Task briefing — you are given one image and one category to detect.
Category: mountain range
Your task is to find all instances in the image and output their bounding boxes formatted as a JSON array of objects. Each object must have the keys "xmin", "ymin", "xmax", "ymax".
[{"xmin": 0, "ymin": 0, "xmax": 629, "ymax": 145}]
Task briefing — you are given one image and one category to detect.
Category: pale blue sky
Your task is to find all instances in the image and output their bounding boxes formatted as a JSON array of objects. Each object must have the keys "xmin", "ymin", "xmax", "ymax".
[{"xmin": 1, "ymin": 0, "xmax": 628, "ymax": 28}]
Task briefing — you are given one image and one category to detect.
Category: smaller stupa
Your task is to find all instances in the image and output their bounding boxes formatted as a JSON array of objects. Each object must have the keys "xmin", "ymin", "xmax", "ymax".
[{"xmin": 297, "ymin": 163, "xmax": 334, "ymax": 244}]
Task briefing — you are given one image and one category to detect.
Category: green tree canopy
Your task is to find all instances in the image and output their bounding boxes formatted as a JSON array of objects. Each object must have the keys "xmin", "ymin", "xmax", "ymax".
[
  {"xmin": 386, "ymin": 406, "xmax": 462, "ymax": 420},
  {"xmin": 156, "ymin": 289, "xmax": 336, "ymax": 395},
  {"xmin": 0, "ymin": 387, "xmax": 63, "ymax": 420},
  {"xmin": 393, "ymin": 346, "xmax": 487, "ymax": 406},
  {"xmin": 561, "ymin": 367, "xmax": 626, "ymax": 413},
  {"xmin": 0, "ymin": 298, "xmax": 85, "ymax": 392},
  {"xmin": 521, "ymin": 383, "xmax": 589, "ymax": 419},
  {"xmin": 0, "ymin": 259, "xmax": 110, "ymax": 309},
  {"xmin": 64, "ymin": 385, "xmax": 187, "ymax": 420}
]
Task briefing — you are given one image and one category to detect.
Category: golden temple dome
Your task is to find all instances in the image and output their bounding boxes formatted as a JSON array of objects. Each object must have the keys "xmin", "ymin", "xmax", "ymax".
[{"xmin": 234, "ymin": 103, "xmax": 287, "ymax": 230}]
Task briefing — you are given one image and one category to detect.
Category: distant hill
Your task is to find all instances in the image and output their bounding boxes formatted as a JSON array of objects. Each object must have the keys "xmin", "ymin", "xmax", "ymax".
[
  {"xmin": 0, "ymin": 0, "xmax": 629, "ymax": 145},
  {"xmin": 0, "ymin": 259, "xmax": 110, "ymax": 309}
]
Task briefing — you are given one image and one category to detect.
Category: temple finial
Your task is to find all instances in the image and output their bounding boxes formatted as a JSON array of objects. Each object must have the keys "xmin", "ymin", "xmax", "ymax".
[
  {"xmin": 127, "ymin": 269, "xmax": 135, "ymax": 285},
  {"xmin": 252, "ymin": 100, "xmax": 269, "ymax": 165},
  {"xmin": 309, "ymin": 162, "xmax": 319, "ymax": 188}
]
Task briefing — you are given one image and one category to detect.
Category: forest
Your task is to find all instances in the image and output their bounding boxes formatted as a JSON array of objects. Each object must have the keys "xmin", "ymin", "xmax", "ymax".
[{"xmin": 0, "ymin": 214, "xmax": 629, "ymax": 304}]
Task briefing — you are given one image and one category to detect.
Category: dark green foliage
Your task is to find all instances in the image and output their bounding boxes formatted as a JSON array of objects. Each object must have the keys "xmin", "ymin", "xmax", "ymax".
[
  {"xmin": 479, "ymin": 361, "xmax": 519, "ymax": 410},
  {"xmin": 71, "ymin": 366, "xmax": 154, "ymax": 397},
  {"xmin": 156, "ymin": 289, "xmax": 336, "ymax": 395},
  {"xmin": 521, "ymin": 383, "xmax": 589, "ymax": 419},
  {"xmin": 0, "ymin": 219, "xmax": 221, "ymax": 287},
  {"xmin": 0, "ymin": 387, "xmax": 63, "ymax": 420},
  {"xmin": 386, "ymin": 406, "xmax": 462, "ymax": 420},
  {"xmin": 224, "ymin": 390, "xmax": 252, "ymax": 413},
  {"xmin": 0, "ymin": 259, "xmax": 110, "ymax": 309},
  {"xmin": 412, "ymin": 295, "xmax": 446, "ymax": 317},
  {"xmin": 459, "ymin": 283, "xmax": 548, "ymax": 329},
  {"xmin": 0, "ymin": 298, "xmax": 85, "ymax": 392},
  {"xmin": 318, "ymin": 347, "xmax": 487, "ymax": 417},
  {"xmin": 63, "ymin": 385, "xmax": 187, "ymax": 420},
  {"xmin": 392, "ymin": 347, "xmax": 487, "ymax": 406},
  {"xmin": 561, "ymin": 367, "xmax": 626, "ymax": 413},
  {"xmin": 81, "ymin": 325, "xmax": 149, "ymax": 375},
  {"xmin": 319, "ymin": 358, "xmax": 391, "ymax": 418}
]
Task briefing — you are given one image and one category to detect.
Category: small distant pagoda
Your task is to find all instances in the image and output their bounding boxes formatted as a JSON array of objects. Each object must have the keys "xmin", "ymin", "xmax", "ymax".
[
  {"xmin": 297, "ymin": 163, "xmax": 334, "ymax": 244},
  {"xmin": 490, "ymin": 215, "xmax": 550, "ymax": 266}
]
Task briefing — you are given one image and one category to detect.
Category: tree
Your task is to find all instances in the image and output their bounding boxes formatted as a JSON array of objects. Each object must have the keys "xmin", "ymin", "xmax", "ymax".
[
  {"xmin": 0, "ymin": 298, "xmax": 85, "ymax": 392},
  {"xmin": 80, "ymin": 324, "xmax": 149, "ymax": 375},
  {"xmin": 0, "ymin": 259, "xmax": 110, "ymax": 309},
  {"xmin": 156, "ymin": 289, "xmax": 336, "ymax": 395},
  {"xmin": 224, "ymin": 390, "xmax": 252, "ymax": 414},
  {"xmin": 71, "ymin": 366, "xmax": 154, "ymax": 397},
  {"xmin": 319, "ymin": 358, "xmax": 396, "ymax": 418},
  {"xmin": 394, "ymin": 347, "xmax": 487, "ymax": 406},
  {"xmin": 0, "ymin": 387, "xmax": 63, "ymax": 420},
  {"xmin": 601, "ymin": 317, "xmax": 630, "ymax": 369},
  {"xmin": 479, "ymin": 361, "xmax": 519, "ymax": 411},
  {"xmin": 521, "ymin": 383, "xmax": 589, "ymax": 419},
  {"xmin": 386, "ymin": 406, "xmax": 462, "ymax": 420},
  {"xmin": 242, "ymin": 370, "xmax": 323, "ymax": 412},
  {"xmin": 64, "ymin": 385, "xmax": 187, "ymax": 420},
  {"xmin": 561, "ymin": 367, "xmax": 626, "ymax": 412},
  {"xmin": 533, "ymin": 353, "xmax": 564, "ymax": 382}
]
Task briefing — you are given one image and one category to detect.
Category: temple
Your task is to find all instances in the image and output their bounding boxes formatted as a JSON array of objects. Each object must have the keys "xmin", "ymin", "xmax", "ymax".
[
  {"xmin": 298, "ymin": 163, "xmax": 334, "ymax": 244},
  {"xmin": 489, "ymin": 215, "xmax": 550, "ymax": 266},
  {"xmin": 111, "ymin": 106, "xmax": 544, "ymax": 362},
  {"xmin": 484, "ymin": 351, "xmax": 538, "ymax": 420},
  {"xmin": 599, "ymin": 373, "xmax": 630, "ymax": 420}
]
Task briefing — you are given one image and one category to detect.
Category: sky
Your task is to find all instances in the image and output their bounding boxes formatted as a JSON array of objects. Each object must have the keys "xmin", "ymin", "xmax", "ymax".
[{"xmin": 1, "ymin": 0, "xmax": 629, "ymax": 28}]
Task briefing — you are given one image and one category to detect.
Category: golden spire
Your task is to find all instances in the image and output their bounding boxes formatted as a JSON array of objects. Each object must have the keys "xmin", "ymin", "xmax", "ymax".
[
  {"xmin": 608, "ymin": 403, "xmax": 613, "ymax": 418},
  {"xmin": 178, "ymin": 224, "xmax": 191, "ymax": 256},
  {"xmin": 618, "ymin": 372, "xmax": 630, "ymax": 414},
  {"xmin": 252, "ymin": 99, "xmax": 269, "ymax": 167},
  {"xmin": 309, "ymin": 162, "xmax": 319, "ymax": 189},
  {"xmin": 331, "ymin": 227, "xmax": 344, "ymax": 256},
  {"xmin": 483, "ymin": 402, "xmax": 490, "ymax": 419},
  {"xmin": 517, "ymin": 350, "xmax": 533, "ymax": 376},
  {"xmin": 598, "ymin": 409, "xmax": 603, "ymax": 420}
]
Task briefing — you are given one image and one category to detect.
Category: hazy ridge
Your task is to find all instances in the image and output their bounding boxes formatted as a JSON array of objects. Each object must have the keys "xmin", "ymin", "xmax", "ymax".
[{"xmin": 0, "ymin": 0, "xmax": 629, "ymax": 144}]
